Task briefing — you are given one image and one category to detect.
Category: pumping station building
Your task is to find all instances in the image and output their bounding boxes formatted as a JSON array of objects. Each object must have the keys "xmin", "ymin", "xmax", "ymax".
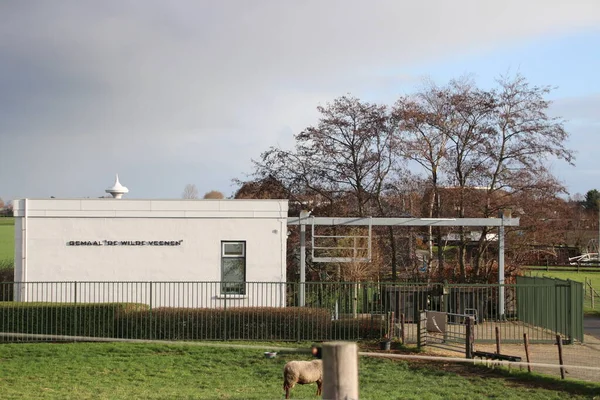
[{"xmin": 12, "ymin": 176, "xmax": 289, "ymax": 307}]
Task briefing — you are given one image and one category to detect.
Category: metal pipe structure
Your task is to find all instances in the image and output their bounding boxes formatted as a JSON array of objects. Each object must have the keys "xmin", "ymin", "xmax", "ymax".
[
  {"xmin": 287, "ymin": 216, "xmax": 520, "ymax": 227},
  {"xmin": 499, "ymin": 213, "xmax": 505, "ymax": 318},
  {"xmin": 297, "ymin": 210, "xmax": 311, "ymax": 307},
  {"xmin": 288, "ymin": 216, "xmax": 519, "ymax": 312}
]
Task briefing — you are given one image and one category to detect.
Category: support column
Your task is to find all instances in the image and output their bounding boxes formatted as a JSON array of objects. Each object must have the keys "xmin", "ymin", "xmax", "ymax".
[
  {"xmin": 299, "ymin": 210, "xmax": 310, "ymax": 307},
  {"xmin": 499, "ymin": 211, "xmax": 505, "ymax": 319}
]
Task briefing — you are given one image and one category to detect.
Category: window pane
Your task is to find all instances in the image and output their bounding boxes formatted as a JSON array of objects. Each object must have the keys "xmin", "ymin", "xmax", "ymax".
[
  {"xmin": 223, "ymin": 242, "xmax": 244, "ymax": 256},
  {"xmin": 221, "ymin": 258, "xmax": 245, "ymax": 294},
  {"xmin": 222, "ymin": 258, "xmax": 244, "ymax": 281},
  {"xmin": 222, "ymin": 282, "xmax": 244, "ymax": 294}
]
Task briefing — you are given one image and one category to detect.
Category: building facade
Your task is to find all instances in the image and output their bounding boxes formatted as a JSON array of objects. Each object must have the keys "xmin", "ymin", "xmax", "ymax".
[{"xmin": 12, "ymin": 198, "xmax": 289, "ymax": 307}]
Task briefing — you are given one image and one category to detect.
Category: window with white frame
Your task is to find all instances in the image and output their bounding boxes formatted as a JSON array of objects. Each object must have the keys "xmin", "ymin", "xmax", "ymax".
[{"xmin": 221, "ymin": 241, "xmax": 246, "ymax": 295}]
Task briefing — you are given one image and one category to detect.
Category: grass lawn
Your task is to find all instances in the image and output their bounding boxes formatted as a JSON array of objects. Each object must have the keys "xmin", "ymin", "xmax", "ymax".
[
  {"xmin": 527, "ymin": 270, "xmax": 600, "ymax": 288},
  {"xmin": 0, "ymin": 217, "xmax": 14, "ymax": 262},
  {"xmin": 526, "ymin": 270, "xmax": 600, "ymax": 314},
  {"xmin": 0, "ymin": 342, "xmax": 598, "ymax": 399}
]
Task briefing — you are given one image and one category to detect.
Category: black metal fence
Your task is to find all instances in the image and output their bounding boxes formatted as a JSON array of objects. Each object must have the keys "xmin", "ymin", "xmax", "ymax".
[{"xmin": 0, "ymin": 280, "xmax": 583, "ymax": 344}]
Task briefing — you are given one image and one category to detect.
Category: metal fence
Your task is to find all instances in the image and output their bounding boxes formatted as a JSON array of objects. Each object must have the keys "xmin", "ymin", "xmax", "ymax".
[
  {"xmin": 516, "ymin": 276, "xmax": 583, "ymax": 343},
  {"xmin": 0, "ymin": 280, "xmax": 583, "ymax": 345}
]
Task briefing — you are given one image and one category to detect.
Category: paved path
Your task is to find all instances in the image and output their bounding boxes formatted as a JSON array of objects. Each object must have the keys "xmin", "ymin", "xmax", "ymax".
[
  {"xmin": 425, "ymin": 321, "xmax": 600, "ymax": 383},
  {"xmin": 584, "ymin": 316, "xmax": 600, "ymax": 340}
]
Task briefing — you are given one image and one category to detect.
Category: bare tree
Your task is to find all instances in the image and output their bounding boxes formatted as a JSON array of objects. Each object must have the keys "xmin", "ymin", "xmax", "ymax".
[
  {"xmin": 182, "ymin": 184, "xmax": 199, "ymax": 199},
  {"xmin": 252, "ymin": 96, "xmax": 395, "ymax": 215},
  {"xmin": 203, "ymin": 190, "xmax": 225, "ymax": 199},
  {"xmin": 439, "ymin": 78, "xmax": 497, "ymax": 281},
  {"xmin": 469, "ymin": 74, "xmax": 574, "ymax": 279},
  {"xmin": 249, "ymin": 96, "xmax": 410, "ymax": 279},
  {"xmin": 239, "ymin": 73, "xmax": 574, "ymax": 283},
  {"xmin": 389, "ymin": 74, "xmax": 574, "ymax": 282},
  {"xmin": 393, "ymin": 80, "xmax": 452, "ymax": 272}
]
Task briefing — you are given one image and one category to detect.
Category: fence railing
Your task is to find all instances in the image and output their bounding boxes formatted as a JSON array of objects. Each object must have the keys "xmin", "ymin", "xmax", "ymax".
[{"xmin": 0, "ymin": 280, "xmax": 583, "ymax": 344}]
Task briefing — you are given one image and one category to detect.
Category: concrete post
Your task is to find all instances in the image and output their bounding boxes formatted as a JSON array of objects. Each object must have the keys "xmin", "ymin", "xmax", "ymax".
[{"xmin": 322, "ymin": 341, "xmax": 359, "ymax": 400}]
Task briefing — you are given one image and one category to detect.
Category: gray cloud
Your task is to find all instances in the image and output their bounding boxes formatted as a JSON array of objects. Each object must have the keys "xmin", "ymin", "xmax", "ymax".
[{"xmin": 1, "ymin": 0, "xmax": 599, "ymax": 200}]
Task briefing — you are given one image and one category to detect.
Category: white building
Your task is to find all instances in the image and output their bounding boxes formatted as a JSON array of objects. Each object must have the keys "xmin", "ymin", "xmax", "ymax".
[{"xmin": 12, "ymin": 197, "xmax": 289, "ymax": 308}]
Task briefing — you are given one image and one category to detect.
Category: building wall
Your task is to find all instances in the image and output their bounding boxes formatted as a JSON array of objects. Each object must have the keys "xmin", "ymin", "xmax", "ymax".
[{"xmin": 13, "ymin": 199, "xmax": 289, "ymax": 307}]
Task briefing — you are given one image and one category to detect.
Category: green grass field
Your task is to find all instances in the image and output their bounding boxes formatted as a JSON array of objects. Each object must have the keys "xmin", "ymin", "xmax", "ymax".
[
  {"xmin": 0, "ymin": 342, "xmax": 597, "ymax": 399},
  {"xmin": 0, "ymin": 217, "xmax": 14, "ymax": 262},
  {"xmin": 526, "ymin": 269, "xmax": 600, "ymax": 314},
  {"xmin": 527, "ymin": 270, "xmax": 600, "ymax": 288}
]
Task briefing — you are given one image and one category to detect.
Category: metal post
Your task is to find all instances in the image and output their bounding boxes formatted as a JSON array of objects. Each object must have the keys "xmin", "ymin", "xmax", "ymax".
[
  {"xmin": 465, "ymin": 316, "xmax": 474, "ymax": 359},
  {"xmin": 299, "ymin": 210, "xmax": 310, "ymax": 307},
  {"xmin": 499, "ymin": 211, "xmax": 505, "ymax": 319}
]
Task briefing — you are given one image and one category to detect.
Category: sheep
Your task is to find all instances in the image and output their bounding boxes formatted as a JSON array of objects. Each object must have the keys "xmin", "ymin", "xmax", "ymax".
[{"xmin": 282, "ymin": 359, "xmax": 323, "ymax": 399}]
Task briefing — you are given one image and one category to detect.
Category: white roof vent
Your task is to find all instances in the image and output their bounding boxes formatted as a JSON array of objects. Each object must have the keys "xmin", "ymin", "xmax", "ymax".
[{"xmin": 105, "ymin": 174, "xmax": 129, "ymax": 199}]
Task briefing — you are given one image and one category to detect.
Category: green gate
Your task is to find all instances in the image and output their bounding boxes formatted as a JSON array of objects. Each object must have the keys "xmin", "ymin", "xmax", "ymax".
[{"xmin": 516, "ymin": 276, "xmax": 584, "ymax": 343}]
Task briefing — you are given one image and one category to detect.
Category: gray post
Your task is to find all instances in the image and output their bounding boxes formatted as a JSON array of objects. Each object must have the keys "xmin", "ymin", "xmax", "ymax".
[
  {"xmin": 299, "ymin": 210, "xmax": 310, "ymax": 307},
  {"xmin": 465, "ymin": 316, "xmax": 474, "ymax": 359},
  {"xmin": 322, "ymin": 341, "xmax": 359, "ymax": 400},
  {"xmin": 499, "ymin": 211, "xmax": 505, "ymax": 319}
]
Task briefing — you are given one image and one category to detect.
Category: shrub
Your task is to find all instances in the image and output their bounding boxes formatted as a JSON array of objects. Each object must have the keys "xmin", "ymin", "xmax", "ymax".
[
  {"xmin": 331, "ymin": 316, "xmax": 387, "ymax": 340},
  {"xmin": 0, "ymin": 302, "xmax": 149, "ymax": 338},
  {"xmin": 119, "ymin": 306, "xmax": 333, "ymax": 341},
  {"xmin": 0, "ymin": 303, "xmax": 334, "ymax": 342}
]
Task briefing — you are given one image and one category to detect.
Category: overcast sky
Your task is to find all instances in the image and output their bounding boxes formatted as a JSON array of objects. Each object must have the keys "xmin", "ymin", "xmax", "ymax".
[{"xmin": 1, "ymin": 0, "xmax": 599, "ymax": 202}]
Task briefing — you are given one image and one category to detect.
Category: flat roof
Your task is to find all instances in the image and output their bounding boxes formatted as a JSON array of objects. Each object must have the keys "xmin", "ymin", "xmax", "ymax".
[{"xmin": 12, "ymin": 199, "xmax": 289, "ymax": 219}]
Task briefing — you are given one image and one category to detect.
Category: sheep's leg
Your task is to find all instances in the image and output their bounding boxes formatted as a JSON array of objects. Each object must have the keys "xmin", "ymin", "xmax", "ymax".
[
  {"xmin": 284, "ymin": 383, "xmax": 293, "ymax": 399},
  {"xmin": 316, "ymin": 380, "xmax": 322, "ymax": 396}
]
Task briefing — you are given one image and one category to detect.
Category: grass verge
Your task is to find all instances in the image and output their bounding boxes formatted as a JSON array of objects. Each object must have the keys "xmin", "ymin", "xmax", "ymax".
[{"xmin": 0, "ymin": 342, "xmax": 598, "ymax": 399}]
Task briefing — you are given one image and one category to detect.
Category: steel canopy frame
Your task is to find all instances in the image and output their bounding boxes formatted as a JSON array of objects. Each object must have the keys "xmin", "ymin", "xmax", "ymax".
[
  {"xmin": 287, "ymin": 215, "xmax": 520, "ymax": 317},
  {"xmin": 287, "ymin": 216, "xmax": 520, "ymax": 227}
]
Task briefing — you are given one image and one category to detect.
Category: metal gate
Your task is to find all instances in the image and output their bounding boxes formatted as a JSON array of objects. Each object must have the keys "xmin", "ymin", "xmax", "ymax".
[
  {"xmin": 516, "ymin": 276, "xmax": 584, "ymax": 343},
  {"xmin": 418, "ymin": 310, "xmax": 473, "ymax": 355}
]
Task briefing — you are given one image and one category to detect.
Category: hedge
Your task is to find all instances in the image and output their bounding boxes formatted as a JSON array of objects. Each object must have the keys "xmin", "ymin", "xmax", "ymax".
[
  {"xmin": 0, "ymin": 266, "xmax": 14, "ymax": 301},
  {"xmin": 331, "ymin": 316, "xmax": 388, "ymax": 340},
  {"xmin": 118, "ymin": 306, "xmax": 333, "ymax": 341},
  {"xmin": 0, "ymin": 304, "xmax": 337, "ymax": 341},
  {"xmin": 0, "ymin": 302, "xmax": 149, "ymax": 338}
]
